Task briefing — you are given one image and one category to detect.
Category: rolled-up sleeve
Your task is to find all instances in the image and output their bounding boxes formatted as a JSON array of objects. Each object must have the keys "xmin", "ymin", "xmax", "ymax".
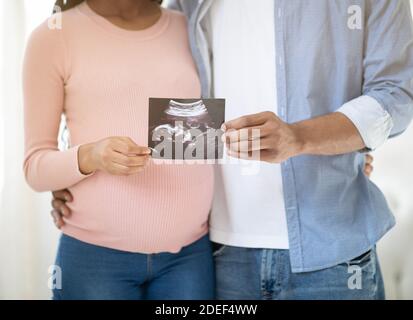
[
  {"xmin": 361, "ymin": 0, "xmax": 413, "ymax": 141},
  {"xmin": 338, "ymin": 95, "xmax": 394, "ymax": 150}
]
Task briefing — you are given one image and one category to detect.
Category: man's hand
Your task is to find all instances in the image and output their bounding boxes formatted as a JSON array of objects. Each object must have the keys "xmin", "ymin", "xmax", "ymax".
[
  {"xmin": 51, "ymin": 189, "xmax": 73, "ymax": 229},
  {"xmin": 223, "ymin": 111, "xmax": 303, "ymax": 163},
  {"xmin": 223, "ymin": 111, "xmax": 366, "ymax": 163}
]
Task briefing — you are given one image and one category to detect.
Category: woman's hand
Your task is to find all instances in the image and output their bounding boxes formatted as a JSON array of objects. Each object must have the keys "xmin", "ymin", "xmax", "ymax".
[
  {"xmin": 364, "ymin": 154, "xmax": 374, "ymax": 177},
  {"xmin": 51, "ymin": 189, "xmax": 73, "ymax": 229},
  {"xmin": 78, "ymin": 137, "xmax": 151, "ymax": 176}
]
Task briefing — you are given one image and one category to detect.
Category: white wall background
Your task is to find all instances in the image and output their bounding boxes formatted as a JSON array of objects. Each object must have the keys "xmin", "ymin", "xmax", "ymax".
[
  {"xmin": 0, "ymin": 0, "xmax": 60, "ymax": 300},
  {"xmin": 0, "ymin": 0, "xmax": 412, "ymax": 299}
]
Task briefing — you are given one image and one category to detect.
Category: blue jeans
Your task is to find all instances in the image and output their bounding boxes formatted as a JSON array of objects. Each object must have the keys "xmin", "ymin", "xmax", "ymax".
[
  {"xmin": 53, "ymin": 234, "xmax": 215, "ymax": 300},
  {"xmin": 213, "ymin": 244, "xmax": 385, "ymax": 300}
]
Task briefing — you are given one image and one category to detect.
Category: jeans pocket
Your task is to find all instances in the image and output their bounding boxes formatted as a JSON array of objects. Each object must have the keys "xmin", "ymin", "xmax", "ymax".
[
  {"xmin": 212, "ymin": 243, "xmax": 227, "ymax": 257},
  {"xmin": 347, "ymin": 249, "xmax": 374, "ymax": 268}
]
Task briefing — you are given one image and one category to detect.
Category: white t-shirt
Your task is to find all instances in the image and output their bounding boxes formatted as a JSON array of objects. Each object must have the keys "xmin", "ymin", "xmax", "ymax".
[{"xmin": 207, "ymin": 0, "xmax": 289, "ymax": 249}]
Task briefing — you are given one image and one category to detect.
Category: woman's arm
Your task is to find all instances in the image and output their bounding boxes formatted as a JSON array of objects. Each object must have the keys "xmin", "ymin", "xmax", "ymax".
[
  {"xmin": 23, "ymin": 22, "xmax": 90, "ymax": 192},
  {"xmin": 23, "ymin": 22, "xmax": 152, "ymax": 192}
]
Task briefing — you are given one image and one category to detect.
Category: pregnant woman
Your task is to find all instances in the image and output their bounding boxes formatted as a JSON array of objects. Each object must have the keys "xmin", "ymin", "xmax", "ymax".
[{"xmin": 23, "ymin": 0, "xmax": 214, "ymax": 300}]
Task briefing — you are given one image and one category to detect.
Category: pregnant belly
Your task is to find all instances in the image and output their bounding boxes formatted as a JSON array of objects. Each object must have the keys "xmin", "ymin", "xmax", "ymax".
[{"xmin": 62, "ymin": 162, "xmax": 214, "ymax": 252}]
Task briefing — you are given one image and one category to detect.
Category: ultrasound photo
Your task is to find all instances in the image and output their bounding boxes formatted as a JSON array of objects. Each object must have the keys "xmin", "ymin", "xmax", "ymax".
[{"xmin": 148, "ymin": 98, "xmax": 226, "ymax": 160}]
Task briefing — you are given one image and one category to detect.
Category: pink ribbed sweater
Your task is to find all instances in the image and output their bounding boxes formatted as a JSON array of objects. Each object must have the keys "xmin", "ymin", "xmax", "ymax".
[{"xmin": 23, "ymin": 2, "xmax": 213, "ymax": 253}]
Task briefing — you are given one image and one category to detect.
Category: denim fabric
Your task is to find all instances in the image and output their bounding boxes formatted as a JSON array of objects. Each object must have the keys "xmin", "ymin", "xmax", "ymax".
[
  {"xmin": 168, "ymin": 0, "xmax": 413, "ymax": 272},
  {"xmin": 53, "ymin": 234, "xmax": 215, "ymax": 300},
  {"xmin": 213, "ymin": 244, "xmax": 385, "ymax": 300}
]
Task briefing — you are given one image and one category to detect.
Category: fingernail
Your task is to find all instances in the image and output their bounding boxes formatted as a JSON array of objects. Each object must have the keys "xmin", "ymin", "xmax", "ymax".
[{"xmin": 221, "ymin": 124, "xmax": 227, "ymax": 132}]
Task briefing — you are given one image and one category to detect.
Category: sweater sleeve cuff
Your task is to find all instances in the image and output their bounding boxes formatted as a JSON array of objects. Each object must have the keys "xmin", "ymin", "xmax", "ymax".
[
  {"xmin": 68, "ymin": 145, "xmax": 94, "ymax": 181},
  {"xmin": 337, "ymin": 95, "xmax": 394, "ymax": 150}
]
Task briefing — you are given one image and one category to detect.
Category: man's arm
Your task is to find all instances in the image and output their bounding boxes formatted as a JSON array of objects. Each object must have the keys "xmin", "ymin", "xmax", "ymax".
[
  {"xmin": 225, "ymin": 0, "xmax": 413, "ymax": 163},
  {"xmin": 361, "ymin": 0, "xmax": 413, "ymax": 139},
  {"xmin": 223, "ymin": 111, "xmax": 365, "ymax": 163},
  {"xmin": 336, "ymin": 0, "xmax": 413, "ymax": 151}
]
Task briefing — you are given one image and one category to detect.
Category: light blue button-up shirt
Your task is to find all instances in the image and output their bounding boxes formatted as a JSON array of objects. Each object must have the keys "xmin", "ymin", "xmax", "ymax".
[{"xmin": 169, "ymin": 0, "xmax": 413, "ymax": 272}]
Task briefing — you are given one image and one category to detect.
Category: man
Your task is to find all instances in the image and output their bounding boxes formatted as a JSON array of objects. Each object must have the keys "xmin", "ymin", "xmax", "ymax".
[{"xmin": 51, "ymin": 0, "xmax": 413, "ymax": 299}]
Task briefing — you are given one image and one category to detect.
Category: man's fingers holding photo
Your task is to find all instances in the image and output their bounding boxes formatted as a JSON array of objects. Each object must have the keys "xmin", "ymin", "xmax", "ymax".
[
  {"xmin": 223, "ymin": 111, "xmax": 271, "ymax": 131},
  {"xmin": 227, "ymin": 149, "xmax": 282, "ymax": 163},
  {"xmin": 222, "ymin": 126, "xmax": 264, "ymax": 144},
  {"xmin": 224, "ymin": 111, "xmax": 302, "ymax": 163}
]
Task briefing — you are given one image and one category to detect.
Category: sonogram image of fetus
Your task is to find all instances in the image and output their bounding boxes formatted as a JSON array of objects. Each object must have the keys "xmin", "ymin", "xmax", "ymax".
[{"xmin": 149, "ymin": 99, "xmax": 225, "ymax": 160}]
